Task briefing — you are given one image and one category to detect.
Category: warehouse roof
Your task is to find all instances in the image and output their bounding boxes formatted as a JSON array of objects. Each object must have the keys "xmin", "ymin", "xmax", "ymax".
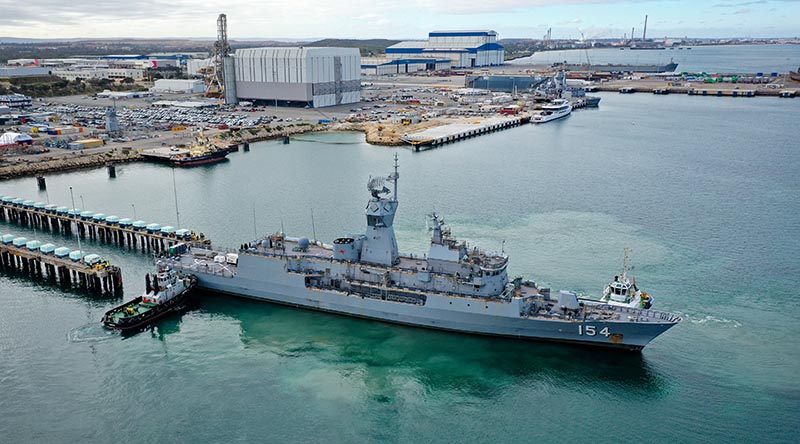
[
  {"xmin": 235, "ymin": 47, "xmax": 360, "ymax": 58},
  {"xmin": 429, "ymin": 30, "xmax": 497, "ymax": 37}
]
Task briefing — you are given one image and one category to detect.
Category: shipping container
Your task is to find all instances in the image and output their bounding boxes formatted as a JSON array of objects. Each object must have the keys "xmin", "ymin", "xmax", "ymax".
[{"xmin": 73, "ymin": 138, "xmax": 104, "ymax": 148}]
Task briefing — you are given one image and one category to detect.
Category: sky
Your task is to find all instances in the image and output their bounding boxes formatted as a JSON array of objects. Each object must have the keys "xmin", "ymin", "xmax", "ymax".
[{"xmin": 1, "ymin": 0, "xmax": 799, "ymax": 40}]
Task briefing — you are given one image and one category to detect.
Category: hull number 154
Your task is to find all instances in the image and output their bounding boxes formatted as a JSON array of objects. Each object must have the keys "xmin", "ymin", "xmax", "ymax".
[{"xmin": 578, "ymin": 325, "xmax": 611, "ymax": 337}]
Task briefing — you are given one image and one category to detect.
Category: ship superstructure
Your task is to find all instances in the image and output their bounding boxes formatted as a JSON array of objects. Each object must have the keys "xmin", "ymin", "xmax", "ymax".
[
  {"xmin": 163, "ymin": 156, "xmax": 680, "ymax": 351},
  {"xmin": 597, "ymin": 248, "xmax": 653, "ymax": 309}
]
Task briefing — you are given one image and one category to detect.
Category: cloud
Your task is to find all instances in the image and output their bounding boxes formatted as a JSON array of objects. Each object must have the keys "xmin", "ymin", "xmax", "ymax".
[
  {"xmin": 712, "ymin": 0, "xmax": 767, "ymax": 7},
  {"xmin": 1, "ymin": 0, "xmax": 798, "ymax": 39}
]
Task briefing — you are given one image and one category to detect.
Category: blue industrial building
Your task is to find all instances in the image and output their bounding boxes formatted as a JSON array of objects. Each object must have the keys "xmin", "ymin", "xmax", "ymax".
[
  {"xmin": 386, "ymin": 30, "xmax": 504, "ymax": 68},
  {"xmin": 361, "ymin": 57, "xmax": 452, "ymax": 75}
]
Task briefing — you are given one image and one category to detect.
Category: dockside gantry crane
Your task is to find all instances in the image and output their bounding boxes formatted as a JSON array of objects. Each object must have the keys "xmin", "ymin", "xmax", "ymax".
[{"xmin": 206, "ymin": 13, "xmax": 231, "ymax": 98}]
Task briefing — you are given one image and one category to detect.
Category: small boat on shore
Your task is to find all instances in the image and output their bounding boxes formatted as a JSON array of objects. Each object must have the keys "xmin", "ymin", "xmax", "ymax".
[{"xmin": 102, "ymin": 268, "xmax": 197, "ymax": 331}]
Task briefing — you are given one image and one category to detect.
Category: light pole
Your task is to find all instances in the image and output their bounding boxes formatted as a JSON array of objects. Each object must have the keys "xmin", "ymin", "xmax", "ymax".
[
  {"xmin": 79, "ymin": 195, "xmax": 85, "ymax": 211},
  {"xmin": 69, "ymin": 186, "xmax": 82, "ymax": 252},
  {"xmin": 172, "ymin": 167, "xmax": 180, "ymax": 227},
  {"xmin": 131, "ymin": 203, "xmax": 136, "ymax": 220}
]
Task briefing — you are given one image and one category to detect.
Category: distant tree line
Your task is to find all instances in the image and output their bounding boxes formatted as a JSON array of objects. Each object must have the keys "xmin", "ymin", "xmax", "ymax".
[
  {"xmin": 0, "ymin": 41, "xmax": 211, "ymax": 64},
  {"xmin": 0, "ymin": 75, "xmax": 146, "ymax": 97}
]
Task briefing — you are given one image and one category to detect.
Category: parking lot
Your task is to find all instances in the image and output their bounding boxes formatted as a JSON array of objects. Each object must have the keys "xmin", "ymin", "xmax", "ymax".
[{"xmin": 2, "ymin": 71, "xmax": 557, "ymax": 165}]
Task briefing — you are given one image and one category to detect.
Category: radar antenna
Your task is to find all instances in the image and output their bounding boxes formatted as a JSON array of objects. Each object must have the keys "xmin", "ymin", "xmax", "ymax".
[
  {"xmin": 367, "ymin": 176, "xmax": 389, "ymax": 198},
  {"xmin": 368, "ymin": 155, "xmax": 400, "ymax": 200}
]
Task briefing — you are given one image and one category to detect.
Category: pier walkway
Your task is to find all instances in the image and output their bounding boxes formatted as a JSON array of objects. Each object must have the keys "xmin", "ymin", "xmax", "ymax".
[
  {"xmin": 0, "ymin": 242, "xmax": 122, "ymax": 294},
  {"xmin": 0, "ymin": 200, "xmax": 206, "ymax": 255},
  {"xmin": 400, "ymin": 116, "xmax": 529, "ymax": 151}
]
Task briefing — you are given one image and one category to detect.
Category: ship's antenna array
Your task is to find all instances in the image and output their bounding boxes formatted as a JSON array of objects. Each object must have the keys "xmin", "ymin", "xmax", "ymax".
[
  {"xmin": 389, "ymin": 153, "xmax": 400, "ymax": 201},
  {"xmin": 622, "ymin": 247, "xmax": 632, "ymax": 277},
  {"xmin": 311, "ymin": 207, "xmax": 317, "ymax": 243}
]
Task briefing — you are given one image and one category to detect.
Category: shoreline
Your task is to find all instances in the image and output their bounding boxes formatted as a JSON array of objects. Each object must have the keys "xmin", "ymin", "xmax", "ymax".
[{"xmin": 0, "ymin": 149, "xmax": 142, "ymax": 180}]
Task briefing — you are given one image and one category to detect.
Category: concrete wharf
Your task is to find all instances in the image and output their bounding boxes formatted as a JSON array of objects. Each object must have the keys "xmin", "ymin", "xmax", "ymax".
[
  {"xmin": 0, "ymin": 242, "xmax": 122, "ymax": 294},
  {"xmin": 0, "ymin": 201, "xmax": 201, "ymax": 255},
  {"xmin": 401, "ymin": 116, "xmax": 529, "ymax": 151},
  {"xmin": 594, "ymin": 83, "xmax": 798, "ymax": 97}
]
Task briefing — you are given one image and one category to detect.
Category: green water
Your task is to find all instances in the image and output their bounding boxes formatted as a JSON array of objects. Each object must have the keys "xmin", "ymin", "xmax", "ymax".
[{"xmin": 1, "ymin": 93, "xmax": 798, "ymax": 443}]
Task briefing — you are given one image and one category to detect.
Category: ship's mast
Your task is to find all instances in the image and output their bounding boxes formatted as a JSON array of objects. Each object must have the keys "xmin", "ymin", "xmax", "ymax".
[
  {"xmin": 622, "ymin": 247, "xmax": 632, "ymax": 278},
  {"xmin": 388, "ymin": 153, "xmax": 399, "ymax": 201},
  {"xmin": 360, "ymin": 156, "xmax": 401, "ymax": 266}
]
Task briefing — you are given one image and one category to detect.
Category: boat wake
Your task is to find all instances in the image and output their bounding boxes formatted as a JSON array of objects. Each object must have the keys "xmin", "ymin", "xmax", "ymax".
[
  {"xmin": 67, "ymin": 323, "xmax": 117, "ymax": 343},
  {"xmin": 683, "ymin": 314, "xmax": 742, "ymax": 328}
]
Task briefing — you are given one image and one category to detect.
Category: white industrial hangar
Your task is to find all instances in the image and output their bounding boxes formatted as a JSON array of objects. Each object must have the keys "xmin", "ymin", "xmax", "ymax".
[
  {"xmin": 230, "ymin": 47, "xmax": 361, "ymax": 108},
  {"xmin": 386, "ymin": 30, "xmax": 504, "ymax": 68}
]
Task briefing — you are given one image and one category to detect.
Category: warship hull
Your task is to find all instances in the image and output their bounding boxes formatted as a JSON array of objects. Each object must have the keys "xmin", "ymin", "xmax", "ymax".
[
  {"xmin": 183, "ymin": 254, "xmax": 676, "ymax": 351},
  {"xmin": 562, "ymin": 62, "xmax": 678, "ymax": 73},
  {"xmin": 166, "ymin": 156, "xmax": 679, "ymax": 351}
]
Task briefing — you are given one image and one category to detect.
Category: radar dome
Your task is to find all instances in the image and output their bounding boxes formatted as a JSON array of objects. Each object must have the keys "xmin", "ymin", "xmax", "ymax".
[{"xmin": 298, "ymin": 237, "xmax": 310, "ymax": 250}]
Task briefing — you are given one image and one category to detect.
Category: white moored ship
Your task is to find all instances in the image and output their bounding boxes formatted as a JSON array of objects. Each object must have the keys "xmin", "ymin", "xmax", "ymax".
[
  {"xmin": 163, "ymin": 156, "xmax": 679, "ymax": 351},
  {"xmin": 532, "ymin": 99, "xmax": 572, "ymax": 123}
]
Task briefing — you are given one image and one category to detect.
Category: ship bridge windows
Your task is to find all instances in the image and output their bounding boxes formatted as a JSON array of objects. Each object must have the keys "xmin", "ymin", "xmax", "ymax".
[
  {"xmin": 367, "ymin": 215, "xmax": 386, "ymax": 227},
  {"xmin": 480, "ymin": 268, "xmax": 503, "ymax": 277}
]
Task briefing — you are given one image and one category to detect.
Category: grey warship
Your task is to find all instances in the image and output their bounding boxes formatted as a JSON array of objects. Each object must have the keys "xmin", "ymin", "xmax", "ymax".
[{"xmin": 164, "ymin": 157, "xmax": 680, "ymax": 351}]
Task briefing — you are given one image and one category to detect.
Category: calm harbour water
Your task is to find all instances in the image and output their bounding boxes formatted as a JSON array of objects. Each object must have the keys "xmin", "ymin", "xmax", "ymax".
[
  {"xmin": 1, "ymin": 93, "xmax": 799, "ymax": 443},
  {"xmin": 512, "ymin": 44, "xmax": 800, "ymax": 73}
]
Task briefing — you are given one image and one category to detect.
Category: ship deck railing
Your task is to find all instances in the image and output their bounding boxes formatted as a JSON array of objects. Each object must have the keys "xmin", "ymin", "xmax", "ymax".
[
  {"xmin": 583, "ymin": 303, "xmax": 681, "ymax": 323},
  {"xmin": 158, "ymin": 257, "xmax": 236, "ymax": 278},
  {"xmin": 239, "ymin": 246, "xmax": 508, "ymax": 284},
  {"xmin": 343, "ymin": 276, "xmax": 514, "ymax": 302}
]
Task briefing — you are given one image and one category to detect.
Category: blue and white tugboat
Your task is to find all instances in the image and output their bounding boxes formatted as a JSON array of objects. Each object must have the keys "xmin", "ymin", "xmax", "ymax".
[{"xmin": 163, "ymin": 156, "xmax": 680, "ymax": 351}]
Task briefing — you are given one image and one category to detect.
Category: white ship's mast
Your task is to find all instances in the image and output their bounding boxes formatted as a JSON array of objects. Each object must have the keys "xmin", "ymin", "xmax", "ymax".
[
  {"xmin": 360, "ymin": 155, "xmax": 401, "ymax": 266},
  {"xmin": 388, "ymin": 153, "xmax": 399, "ymax": 201},
  {"xmin": 622, "ymin": 247, "xmax": 632, "ymax": 279}
]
